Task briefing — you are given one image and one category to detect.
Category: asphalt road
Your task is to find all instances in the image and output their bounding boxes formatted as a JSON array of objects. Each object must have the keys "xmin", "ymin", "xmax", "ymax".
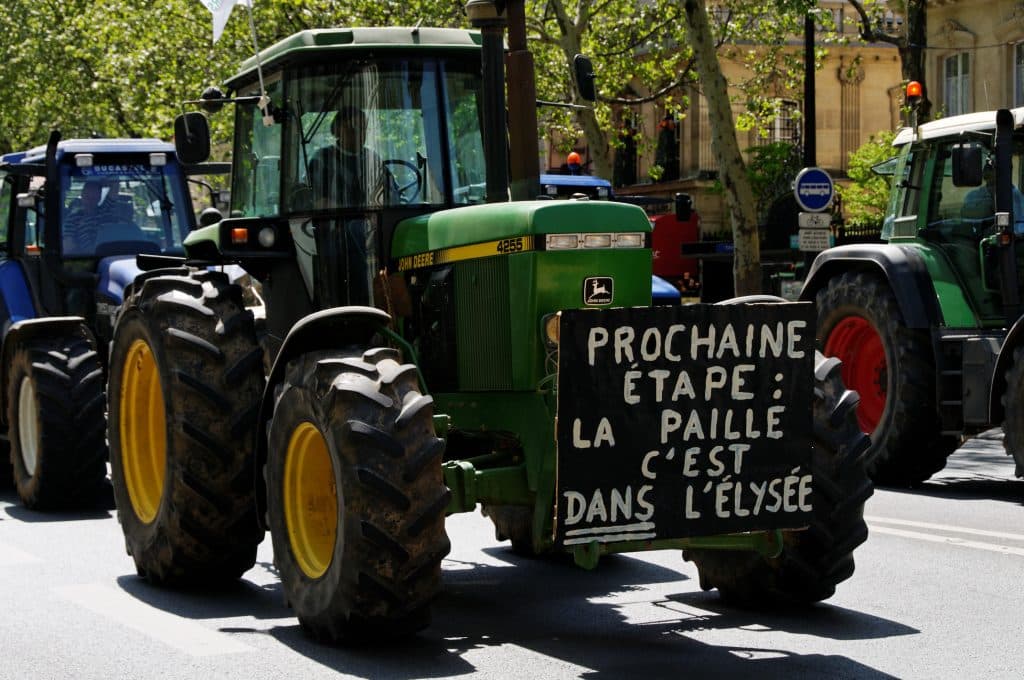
[{"xmin": 1, "ymin": 430, "xmax": 1021, "ymax": 680}]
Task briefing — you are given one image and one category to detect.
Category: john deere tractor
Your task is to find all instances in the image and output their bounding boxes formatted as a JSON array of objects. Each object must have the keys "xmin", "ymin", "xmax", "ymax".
[
  {"xmin": 804, "ymin": 95, "xmax": 1024, "ymax": 486},
  {"xmin": 107, "ymin": 8, "xmax": 872, "ymax": 643}
]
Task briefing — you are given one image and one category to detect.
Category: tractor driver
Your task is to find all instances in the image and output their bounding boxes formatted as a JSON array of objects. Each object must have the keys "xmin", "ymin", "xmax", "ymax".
[
  {"xmin": 963, "ymin": 159, "xmax": 1024, "ymax": 235},
  {"xmin": 308, "ymin": 105, "xmax": 385, "ymax": 209},
  {"xmin": 63, "ymin": 178, "xmax": 115, "ymax": 254},
  {"xmin": 307, "ymin": 106, "xmax": 384, "ymax": 304}
]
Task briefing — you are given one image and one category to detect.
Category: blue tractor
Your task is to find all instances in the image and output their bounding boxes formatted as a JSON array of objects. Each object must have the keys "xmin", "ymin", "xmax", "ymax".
[{"xmin": 0, "ymin": 132, "xmax": 203, "ymax": 508}]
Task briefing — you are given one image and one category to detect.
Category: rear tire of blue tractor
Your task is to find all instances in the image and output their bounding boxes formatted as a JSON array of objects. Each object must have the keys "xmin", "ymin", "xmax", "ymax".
[
  {"xmin": 7, "ymin": 335, "xmax": 108, "ymax": 510},
  {"xmin": 107, "ymin": 268, "xmax": 265, "ymax": 585},
  {"xmin": 265, "ymin": 348, "xmax": 450, "ymax": 642},
  {"xmin": 683, "ymin": 352, "xmax": 874, "ymax": 605},
  {"xmin": 0, "ymin": 440, "xmax": 12, "ymax": 489}
]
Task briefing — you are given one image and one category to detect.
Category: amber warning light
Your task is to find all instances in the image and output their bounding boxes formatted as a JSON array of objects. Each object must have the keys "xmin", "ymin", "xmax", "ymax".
[
  {"xmin": 906, "ymin": 81, "xmax": 922, "ymax": 103},
  {"xmin": 231, "ymin": 227, "xmax": 248, "ymax": 245}
]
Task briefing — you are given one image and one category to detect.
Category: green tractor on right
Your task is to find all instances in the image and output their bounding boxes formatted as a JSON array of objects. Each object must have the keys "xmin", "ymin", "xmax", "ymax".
[{"xmin": 802, "ymin": 92, "xmax": 1024, "ymax": 486}]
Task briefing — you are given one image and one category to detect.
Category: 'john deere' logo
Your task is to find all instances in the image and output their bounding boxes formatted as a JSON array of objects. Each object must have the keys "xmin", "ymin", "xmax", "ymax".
[{"xmin": 584, "ymin": 276, "xmax": 614, "ymax": 305}]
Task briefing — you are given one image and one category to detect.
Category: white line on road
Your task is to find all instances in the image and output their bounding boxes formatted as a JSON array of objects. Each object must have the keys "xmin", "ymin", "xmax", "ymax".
[
  {"xmin": 55, "ymin": 583, "xmax": 253, "ymax": 656},
  {"xmin": 867, "ymin": 525, "xmax": 1024, "ymax": 557},
  {"xmin": 0, "ymin": 540, "xmax": 41, "ymax": 566},
  {"xmin": 866, "ymin": 515, "xmax": 1024, "ymax": 543}
]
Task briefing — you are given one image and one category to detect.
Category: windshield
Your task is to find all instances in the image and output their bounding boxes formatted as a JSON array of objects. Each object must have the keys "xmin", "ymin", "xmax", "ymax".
[
  {"xmin": 282, "ymin": 57, "xmax": 486, "ymax": 213},
  {"xmin": 60, "ymin": 160, "xmax": 192, "ymax": 257}
]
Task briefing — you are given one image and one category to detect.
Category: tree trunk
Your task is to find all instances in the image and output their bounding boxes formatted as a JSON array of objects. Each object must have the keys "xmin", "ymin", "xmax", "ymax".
[{"xmin": 682, "ymin": 0, "xmax": 761, "ymax": 295}]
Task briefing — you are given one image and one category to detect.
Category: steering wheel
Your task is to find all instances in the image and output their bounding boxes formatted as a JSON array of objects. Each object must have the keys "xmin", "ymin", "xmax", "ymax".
[{"xmin": 382, "ymin": 159, "xmax": 423, "ymax": 205}]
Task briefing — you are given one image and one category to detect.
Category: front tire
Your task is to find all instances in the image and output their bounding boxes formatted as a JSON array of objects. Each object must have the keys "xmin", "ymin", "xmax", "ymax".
[
  {"xmin": 816, "ymin": 271, "xmax": 956, "ymax": 485},
  {"xmin": 107, "ymin": 269, "xmax": 265, "ymax": 584},
  {"xmin": 683, "ymin": 351, "xmax": 874, "ymax": 605},
  {"xmin": 266, "ymin": 347, "xmax": 450, "ymax": 642},
  {"xmin": 8, "ymin": 335, "xmax": 107, "ymax": 509}
]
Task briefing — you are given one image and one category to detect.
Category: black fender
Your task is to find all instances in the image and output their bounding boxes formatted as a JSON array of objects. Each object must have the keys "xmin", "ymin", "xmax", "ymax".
[
  {"xmin": 0, "ymin": 317, "xmax": 96, "ymax": 426},
  {"xmin": 988, "ymin": 317, "xmax": 1024, "ymax": 424},
  {"xmin": 254, "ymin": 305, "xmax": 393, "ymax": 528},
  {"xmin": 798, "ymin": 244, "xmax": 943, "ymax": 329}
]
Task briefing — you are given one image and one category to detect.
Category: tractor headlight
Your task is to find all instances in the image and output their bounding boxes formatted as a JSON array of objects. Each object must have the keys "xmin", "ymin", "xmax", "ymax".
[
  {"xmin": 546, "ymin": 234, "xmax": 579, "ymax": 250},
  {"xmin": 614, "ymin": 232, "xmax": 644, "ymax": 248},
  {"xmin": 258, "ymin": 226, "xmax": 277, "ymax": 248},
  {"xmin": 542, "ymin": 312, "xmax": 561, "ymax": 347},
  {"xmin": 582, "ymin": 233, "xmax": 612, "ymax": 248}
]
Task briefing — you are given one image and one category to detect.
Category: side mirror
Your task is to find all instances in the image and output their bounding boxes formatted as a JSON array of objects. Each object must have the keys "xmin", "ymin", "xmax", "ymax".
[
  {"xmin": 952, "ymin": 143, "xmax": 984, "ymax": 187},
  {"xmin": 174, "ymin": 112, "xmax": 211, "ymax": 165},
  {"xmin": 574, "ymin": 54, "xmax": 596, "ymax": 102},
  {"xmin": 675, "ymin": 193, "xmax": 693, "ymax": 222}
]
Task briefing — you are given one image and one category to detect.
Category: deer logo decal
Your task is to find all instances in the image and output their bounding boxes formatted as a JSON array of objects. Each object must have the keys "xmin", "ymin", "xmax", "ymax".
[{"xmin": 583, "ymin": 276, "xmax": 614, "ymax": 305}]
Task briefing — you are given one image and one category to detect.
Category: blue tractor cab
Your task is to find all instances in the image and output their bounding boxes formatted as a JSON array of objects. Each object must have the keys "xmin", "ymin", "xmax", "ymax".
[{"xmin": 0, "ymin": 131, "xmax": 200, "ymax": 508}]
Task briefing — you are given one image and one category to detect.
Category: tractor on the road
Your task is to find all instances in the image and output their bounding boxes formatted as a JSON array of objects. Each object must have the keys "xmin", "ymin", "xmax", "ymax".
[
  {"xmin": 804, "ymin": 90, "xmax": 1024, "ymax": 485},
  {"xmin": 107, "ymin": 9, "xmax": 872, "ymax": 643},
  {"xmin": 0, "ymin": 135, "xmax": 205, "ymax": 509}
]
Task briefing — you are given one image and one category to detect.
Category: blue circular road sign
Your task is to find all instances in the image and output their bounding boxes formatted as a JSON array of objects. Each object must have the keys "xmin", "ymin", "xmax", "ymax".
[{"xmin": 794, "ymin": 166, "xmax": 834, "ymax": 212}]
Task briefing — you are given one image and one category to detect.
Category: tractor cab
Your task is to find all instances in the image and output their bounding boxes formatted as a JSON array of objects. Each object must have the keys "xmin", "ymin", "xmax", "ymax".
[
  {"xmin": 0, "ymin": 137, "xmax": 197, "ymax": 342},
  {"xmin": 175, "ymin": 28, "xmax": 491, "ymax": 352}
]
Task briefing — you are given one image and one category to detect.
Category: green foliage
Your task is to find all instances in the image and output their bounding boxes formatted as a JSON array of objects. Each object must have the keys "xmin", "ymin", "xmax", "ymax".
[
  {"xmin": 838, "ymin": 130, "xmax": 896, "ymax": 229},
  {"xmin": 0, "ymin": 0, "xmax": 848, "ymax": 182},
  {"xmin": 743, "ymin": 141, "xmax": 802, "ymax": 221}
]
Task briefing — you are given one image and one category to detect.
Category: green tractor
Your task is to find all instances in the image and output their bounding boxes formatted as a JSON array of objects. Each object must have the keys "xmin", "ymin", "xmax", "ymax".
[
  {"xmin": 107, "ymin": 15, "xmax": 872, "ymax": 643},
  {"xmin": 803, "ymin": 94, "xmax": 1024, "ymax": 486}
]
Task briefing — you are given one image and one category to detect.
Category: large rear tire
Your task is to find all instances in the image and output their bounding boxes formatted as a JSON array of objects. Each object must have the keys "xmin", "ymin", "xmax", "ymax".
[
  {"xmin": 683, "ymin": 352, "xmax": 874, "ymax": 605},
  {"xmin": 8, "ymin": 335, "xmax": 107, "ymax": 509},
  {"xmin": 816, "ymin": 271, "xmax": 956, "ymax": 485},
  {"xmin": 1000, "ymin": 347, "xmax": 1024, "ymax": 478},
  {"xmin": 266, "ymin": 347, "xmax": 450, "ymax": 642},
  {"xmin": 107, "ymin": 269, "xmax": 265, "ymax": 585}
]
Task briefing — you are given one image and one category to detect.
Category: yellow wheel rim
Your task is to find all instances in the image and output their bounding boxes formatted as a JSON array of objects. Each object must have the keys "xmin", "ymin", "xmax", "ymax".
[
  {"xmin": 119, "ymin": 339, "xmax": 167, "ymax": 524},
  {"xmin": 284, "ymin": 422, "xmax": 338, "ymax": 579}
]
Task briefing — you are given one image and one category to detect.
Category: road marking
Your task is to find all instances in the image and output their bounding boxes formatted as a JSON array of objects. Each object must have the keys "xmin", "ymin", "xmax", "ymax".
[
  {"xmin": 55, "ymin": 583, "xmax": 253, "ymax": 656},
  {"xmin": 0, "ymin": 540, "xmax": 42, "ymax": 566},
  {"xmin": 868, "ymin": 525, "xmax": 1024, "ymax": 557},
  {"xmin": 866, "ymin": 515, "xmax": 1024, "ymax": 542}
]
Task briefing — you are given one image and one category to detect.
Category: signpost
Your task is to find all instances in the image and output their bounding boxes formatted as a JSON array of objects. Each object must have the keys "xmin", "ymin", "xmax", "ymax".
[{"xmin": 794, "ymin": 166, "xmax": 834, "ymax": 254}]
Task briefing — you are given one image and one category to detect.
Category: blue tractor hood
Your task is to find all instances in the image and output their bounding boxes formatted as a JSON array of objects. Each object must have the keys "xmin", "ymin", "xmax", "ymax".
[{"xmin": 98, "ymin": 256, "xmax": 143, "ymax": 304}]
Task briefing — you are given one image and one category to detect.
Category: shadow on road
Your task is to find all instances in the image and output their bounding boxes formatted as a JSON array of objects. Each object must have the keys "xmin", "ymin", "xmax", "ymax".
[
  {"xmin": 878, "ymin": 429, "xmax": 1024, "ymax": 505},
  {"xmin": 0, "ymin": 483, "xmax": 115, "ymax": 523},
  {"xmin": 254, "ymin": 550, "xmax": 908, "ymax": 679}
]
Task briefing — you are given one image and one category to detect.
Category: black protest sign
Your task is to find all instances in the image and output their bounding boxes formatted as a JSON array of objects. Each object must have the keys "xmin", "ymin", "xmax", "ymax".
[{"xmin": 554, "ymin": 303, "xmax": 815, "ymax": 546}]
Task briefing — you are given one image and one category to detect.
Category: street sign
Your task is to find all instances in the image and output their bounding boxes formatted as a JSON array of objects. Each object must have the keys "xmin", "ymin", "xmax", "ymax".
[
  {"xmin": 794, "ymin": 167, "xmax": 834, "ymax": 212},
  {"xmin": 799, "ymin": 228, "xmax": 832, "ymax": 252},
  {"xmin": 798, "ymin": 211, "xmax": 831, "ymax": 228}
]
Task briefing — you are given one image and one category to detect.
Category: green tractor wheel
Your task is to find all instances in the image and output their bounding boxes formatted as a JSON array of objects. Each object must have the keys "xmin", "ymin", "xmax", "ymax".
[
  {"xmin": 107, "ymin": 269, "xmax": 265, "ymax": 584},
  {"xmin": 684, "ymin": 351, "xmax": 874, "ymax": 605},
  {"xmin": 7, "ymin": 335, "xmax": 107, "ymax": 509},
  {"xmin": 266, "ymin": 348, "xmax": 450, "ymax": 642},
  {"xmin": 816, "ymin": 271, "xmax": 957, "ymax": 485}
]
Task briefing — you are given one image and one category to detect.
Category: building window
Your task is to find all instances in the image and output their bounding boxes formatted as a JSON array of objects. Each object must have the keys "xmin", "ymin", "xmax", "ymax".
[
  {"xmin": 944, "ymin": 53, "xmax": 970, "ymax": 116},
  {"xmin": 773, "ymin": 100, "xmax": 800, "ymax": 144},
  {"xmin": 1015, "ymin": 43, "xmax": 1024, "ymax": 107}
]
